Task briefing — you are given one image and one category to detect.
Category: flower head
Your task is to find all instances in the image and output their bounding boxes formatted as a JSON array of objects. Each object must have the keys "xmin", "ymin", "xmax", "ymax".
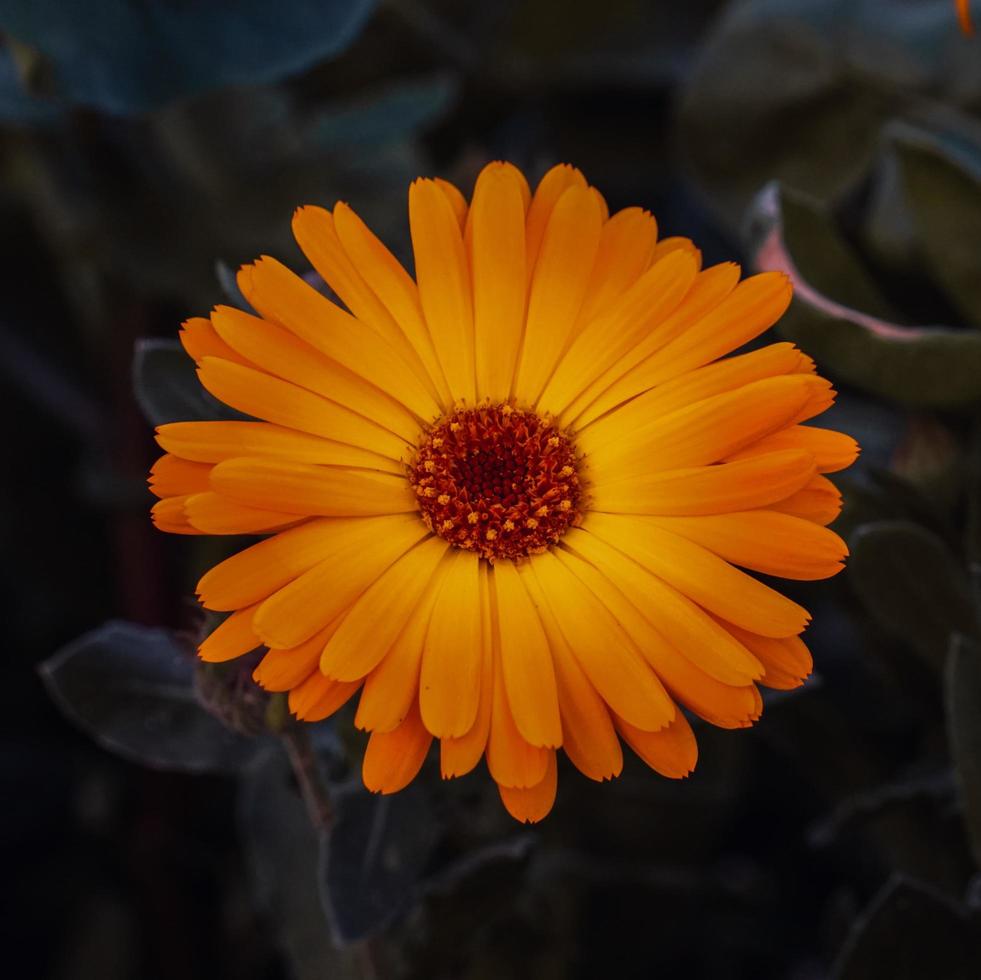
[{"xmin": 149, "ymin": 162, "xmax": 858, "ymax": 822}]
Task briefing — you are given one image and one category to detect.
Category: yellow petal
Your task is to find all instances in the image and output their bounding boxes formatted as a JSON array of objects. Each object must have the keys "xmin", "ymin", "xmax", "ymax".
[
  {"xmin": 486, "ymin": 627, "xmax": 550, "ymax": 789},
  {"xmin": 197, "ymin": 517, "xmax": 359, "ymax": 611},
  {"xmin": 289, "ymin": 671, "xmax": 360, "ymax": 722},
  {"xmin": 471, "ymin": 163, "xmax": 528, "ymax": 402},
  {"xmin": 362, "ymin": 697, "xmax": 432, "ymax": 794},
  {"xmin": 251, "ymin": 514, "xmax": 428, "ymax": 646},
  {"xmin": 581, "ymin": 374, "xmax": 820, "ymax": 482},
  {"xmin": 493, "ymin": 560, "xmax": 562, "ymax": 748},
  {"xmin": 238, "ymin": 257, "xmax": 441, "ymax": 421},
  {"xmin": 556, "ymin": 533, "xmax": 763, "ymax": 685},
  {"xmin": 513, "ymin": 185, "xmax": 603, "ymax": 404},
  {"xmin": 521, "ymin": 562, "xmax": 622, "ymax": 781},
  {"xmin": 526, "ymin": 549, "xmax": 676, "ymax": 731},
  {"xmin": 254, "ymin": 620, "xmax": 341, "ymax": 692},
  {"xmin": 419, "ymin": 550, "xmax": 483, "ymax": 738},
  {"xmin": 198, "ymin": 603, "xmax": 261, "ymax": 663},
  {"xmin": 728, "ymin": 424, "xmax": 860, "ymax": 474},
  {"xmin": 184, "ymin": 491, "xmax": 299, "ymax": 534},
  {"xmin": 155, "ymin": 421, "xmax": 401, "ymax": 473},
  {"xmin": 525, "ymin": 163, "xmax": 587, "ymax": 279},
  {"xmin": 148, "ymin": 454, "xmax": 212, "ymax": 498},
  {"xmin": 770, "ymin": 474, "xmax": 843, "ymax": 525},
  {"xmin": 583, "ymin": 513, "xmax": 810, "ymax": 638},
  {"xmin": 319, "ymin": 535, "xmax": 449, "ymax": 681},
  {"xmin": 538, "ymin": 249, "xmax": 699, "ymax": 415},
  {"xmin": 647, "ymin": 511, "xmax": 847, "ymax": 581},
  {"xmin": 197, "ymin": 357, "xmax": 409, "ymax": 460},
  {"xmin": 440, "ymin": 562, "xmax": 495, "ymax": 777},
  {"xmin": 409, "ymin": 178, "xmax": 476, "ymax": 404},
  {"xmin": 556, "ymin": 533, "xmax": 763, "ymax": 727},
  {"xmin": 614, "ymin": 710, "xmax": 697, "ymax": 778},
  {"xmin": 723, "ymin": 622, "xmax": 813, "ymax": 690},
  {"xmin": 179, "ymin": 316, "xmax": 250, "ymax": 366},
  {"xmin": 498, "ymin": 752, "xmax": 558, "ymax": 823},
  {"xmin": 569, "ymin": 262, "xmax": 741, "ymax": 427},
  {"xmin": 332, "ymin": 202, "xmax": 452, "ymax": 406},
  {"xmin": 590, "ymin": 450, "xmax": 816, "ymax": 516},
  {"xmin": 209, "ymin": 457, "xmax": 416, "ymax": 517},
  {"xmin": 355, "ymin": 554, "xmax": 450, "ymax": 733},
  {"xmin": 210, "ymin": 305, "xmax": 421, "ymax": 441},
  {"xmin": 292, "ymin": 205, "xmax": 438, "ymax": 398},
  {"xmin": 575, "ymin": 207, "xmax": 658, "ymax": 328}
]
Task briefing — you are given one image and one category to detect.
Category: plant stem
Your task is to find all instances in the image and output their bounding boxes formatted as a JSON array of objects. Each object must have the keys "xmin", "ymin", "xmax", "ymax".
[{"xmin": 281, "ymin": 724, "xmax": 335, "ymax": 832}]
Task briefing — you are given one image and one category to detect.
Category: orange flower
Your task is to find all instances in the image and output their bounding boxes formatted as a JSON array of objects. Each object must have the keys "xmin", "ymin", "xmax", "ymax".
[
  {"xmin": 959, "ymin": 0, "xmax": 975, "ymax": 34},
  {"xmin": 149, "ymin": 162, "xmax": 857, "ymax": 823}
]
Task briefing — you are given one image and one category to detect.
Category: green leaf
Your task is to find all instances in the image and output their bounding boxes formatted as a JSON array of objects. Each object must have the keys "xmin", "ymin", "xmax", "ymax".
[
  {"xmin": 848, "ymin": 521, "xmax": 976, "ymax": 669},
  {"xmin": 748, "ymin": 183, "xmax": 981, "ymax": 409},
  {"xmin": 310, "ymin": 74, "xmax": 460, "ymax": 149},
  {"xmin": 40, "ymin": 621, "xmax": 260, "ymax": 773},
  {"xmin": 945, "ymin": 634, "xmax": 981, "ymax": 869},
  {"xmin": 895, "ymin": 129, "xmax": 981, "ymax": 326},
  {"xmin": 133, "ymin": 338, "xmax": 245, "ymax": 426},
  {"xmin": 321, "ymin": 782, "xmax": 439, "ymax": 944},
  {"xmin": 0, "ymin": 0, "xmax": 376, "ymax": 115},
  {"xmin": 833, "ymin": 875, "xmax": 979, "ymax": 980}
]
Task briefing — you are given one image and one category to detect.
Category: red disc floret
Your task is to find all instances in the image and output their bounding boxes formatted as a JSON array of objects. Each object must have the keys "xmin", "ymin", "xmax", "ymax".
[{"xmin": 409, "ymin": 404, "xmax": 583, "ymax": 561}]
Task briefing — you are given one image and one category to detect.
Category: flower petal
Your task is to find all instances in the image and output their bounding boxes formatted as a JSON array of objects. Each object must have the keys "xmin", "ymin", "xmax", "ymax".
[
  {"xmin": 362, "ymin": 697, "xmax": 433, "ymax": 794},
  {"xmin": 498, "ymin": 752, "xmax": 558, "ymax": 823}
]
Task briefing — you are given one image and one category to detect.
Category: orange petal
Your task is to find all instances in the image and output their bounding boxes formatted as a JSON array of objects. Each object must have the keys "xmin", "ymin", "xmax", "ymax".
[
  {"xmin": 492, "ymin": 560, "xmax": 562, "ymax": 747},
  {"xmin": 728, "ymin": 424, "xmax": 860, "ymax": 474},
  {"xmin": 362, "ymin": 698, "xmax": 432, "ymax": 794},
  {"xmin": 289, "ymin": 671, "xmax": 360, "ymax": 722},
  {"xmin": 419, "ymin": 550, "xmax": 482, "ymax": 738},
  {"xmin": 198, "ymin": 603, "xmax": 262, "ymax": 663},
  {"xmin": 184, "ymin": 492, "xmax": 299, "ymax": 534},
  {"xmin": 471, "ymin": 162, "xmax": 528, "ymax": 403},
  {"xmin": 770, "ymin": 474, "xmax": 843, "ymax": 525},
  {"xmin": 253, "ymin": 621, "xmax": 341, "ymax": 692},
  {"xmin": 498, "ymin": 752, "xmax": 558, "ymax": 823},
  {"xmin": 409, "ymin": 178, "xmax": 476, "ymax": 404},
  {"xmin": 615, "ymin": 710, "xmax": 697, "ymax": 778},
  {"xmin": 179, "ymin": 317, "xmax": 249, "ymax": 366},
  {"xmin": 148, "ymin": 454, "xmax": 212, "ymax": 498},
  {"xmin": 525, "ymin": 164, "xmax": 587, "ymax": 279}
]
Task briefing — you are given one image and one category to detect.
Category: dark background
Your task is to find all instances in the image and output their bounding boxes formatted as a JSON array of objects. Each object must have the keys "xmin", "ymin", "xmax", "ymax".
[{"xmin": 3, "ymin": 2, "xmax": 981, "ymax": 978}]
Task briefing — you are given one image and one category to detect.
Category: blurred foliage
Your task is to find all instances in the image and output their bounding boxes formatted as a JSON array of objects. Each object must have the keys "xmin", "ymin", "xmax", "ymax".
[{"xmin": 4, "ymin": 1, "xmax": 981, "ymax": 979}]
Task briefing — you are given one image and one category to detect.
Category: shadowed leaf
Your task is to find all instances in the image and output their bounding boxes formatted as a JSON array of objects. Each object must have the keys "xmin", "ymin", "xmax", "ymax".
[
  {"xmin": 748, "ymin": 183, "xmax": 981, "ymax": 408},
  {"xmin": 848, "ymin": 521, "xmax": 975, "ymax": 669},
  {"xmin": 133, "ymin": 338, "xmax": 246, "ymax": 426},
  {"xmin": 0, "ymin": 0, "xmax": 377, "ymax": 114},
  {"xmin": 945, "ymin": 634, "xmax": 981, "ymax": 868},
  {"xmin": 833, "ymin": 875, "xmax": 979, "ymax": 980},
  {"xmin": 321, "ymin": 782, "xmax": 439, "ymax": 944},
  {"xmin": 40, "ymin": 621, "xmax": 259, "ymax": 773}
]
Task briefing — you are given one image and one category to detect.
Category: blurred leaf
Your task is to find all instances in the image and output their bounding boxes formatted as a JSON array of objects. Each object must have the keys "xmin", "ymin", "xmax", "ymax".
[
  {"xmin": 896, "ymin": 130, "xmax": 981, "ymax": 326},
  {"xmin": 833, "ymin": 875, "xmax": 979, "ymax": 980},
  {"xmin": 0, "ymin": 41, "xmax": 59, "ymax": 122},
  {"xmin": 0, "ymin": 0, "xmax": 377, "ymax": 115},
  {"xmin": 239, "ymin": 749, "xmax": 359, "ymax": 980},
  {"xmin": 849, "ymin": 521, "xmax": 976, "ymax": 669},
  {"xmin": 40, "ymin": 621, "xmax": 259, "ymax": 773},
  {"xmin": 321, "ymin": 782, "xmax": 439, "ymax": 945},
  {"xmin": 945, "ymin": 634, "xmax": 981, "ymax": 868},
  {"xmin": 310, "ymin": 73, "xmax": 459, "ymax": 148},
  {"xmin": 679, "ymin": 0, "xmax": 981, "ymax": 230},
  {"xmin": 133, "ymin": 338, "xmax": 245, "ymax": 426},
  {"xmin": 748, "ymin": 182, "xmax": 981, "ymax": 409}
]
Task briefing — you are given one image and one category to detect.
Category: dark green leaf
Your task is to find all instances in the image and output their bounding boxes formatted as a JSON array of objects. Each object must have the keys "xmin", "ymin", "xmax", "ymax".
[
  {"xmin": 40, "ymin": 621, "xmax": 260, "ymax": 773},
  {"xmin": 895, "ymin": 130, "xmax": 981, "ymax": 326},
  {"xmin": 0, "ymin": 0, "xmax": 376, "ymax": 114},
  {"xmin": 748, "ymin": 183, "xmax": 981, "ymax": 409},
  {"xmin": 239, "ymin": 749, "xmax": 359, "ymax": 980},
  {"xmin": 133, "ymin": 338, "xmax": 245, "ymax": 427},
  {"xmin": 310, "ymin": 74, "xmax": 459, "ymax": 148},
  {"xmin": 321, "ymin": 782, "xmax": 439, "ymax": 944},
  {"xmin": 848, "ymin": 521, "xmax": 975, "ymax": 669},
  {"xmin": 833, "ymin": 875, "xmax": 979, "ymax": 980},
  {"xmin": 945, "ymin": 634, "xmax": 981, "ymax": 869}
]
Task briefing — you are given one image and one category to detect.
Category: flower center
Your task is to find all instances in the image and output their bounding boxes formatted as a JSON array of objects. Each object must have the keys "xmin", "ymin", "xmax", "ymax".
[{"xmin": 409, "ymin": 404, "xmax": 583, "ymax": 561}]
